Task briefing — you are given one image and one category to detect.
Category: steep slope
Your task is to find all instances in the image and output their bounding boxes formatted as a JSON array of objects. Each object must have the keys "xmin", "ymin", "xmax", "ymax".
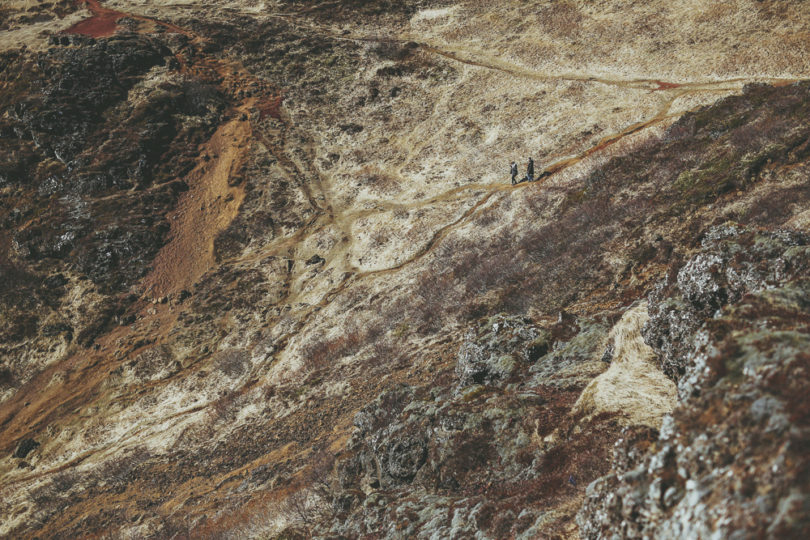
[
  {"xmin": 1, "ymin": 1, "xmax": 810, "ymax": 538},
  {"xmin": 580, "ymin": 227, "xmax": 810, "ymax": 538},
  {"xmin": 295, "ymin": 82, "xmax": 810, "ymax": 538}
]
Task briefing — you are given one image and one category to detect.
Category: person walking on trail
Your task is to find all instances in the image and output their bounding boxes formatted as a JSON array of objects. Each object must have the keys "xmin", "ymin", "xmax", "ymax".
[
  {"xmin": 527, "ymin": 157, "xmax": 535, "ymax": 182},
  {"xmin": 510, "ymin": 161, "xmax": 518, "ymax": 185}
]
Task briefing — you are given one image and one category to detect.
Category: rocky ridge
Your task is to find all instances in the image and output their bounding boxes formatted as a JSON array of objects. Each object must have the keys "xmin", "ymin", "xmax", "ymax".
[{"xmin": 580, "ymin": 227, "xmax": 810, "ymax": 538}]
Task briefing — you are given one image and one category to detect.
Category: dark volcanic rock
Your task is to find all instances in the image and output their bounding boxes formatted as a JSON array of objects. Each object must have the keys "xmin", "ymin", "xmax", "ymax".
[
  {"xmin": 455, "ymin": 314, "xmax": 541, "ymax": 388},
  {"xmin": 16, "ymin": 34, "xmax": 169, "ymax": 166},
  {"xmin": 329, "ymin": 313, "xmax": 618, "ymax": 538},
  {"xmin": 3, "ymin": 5, "xmax": 810, "ymax": 539},
  {"xmin": 384, "ymin": 435, "xmax": 428, "ymax": 482},
  {"xmin": 643, "ymin": 224, "xmax": 810, "ymax": 382},
  {"xmin": 580, "ymin": 227, "xmax": 810, "ymax": 539},
  {"xmin": 13, "ymin": 438, "xmax": 39, "ymax": 459},
  {"xmin": 1, "ymin": 35, "xmax": 224, "ymax": 295}
]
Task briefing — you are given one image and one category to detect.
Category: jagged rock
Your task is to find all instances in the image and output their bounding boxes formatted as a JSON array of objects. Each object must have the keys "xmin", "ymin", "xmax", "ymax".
[
  {"xmin": 342, "ymin": 385, "xmax": 418, "ymax": 491},
  {"xmin": 580, "ymin": 228, "xmax": 810, "ymax": 539},
  {"xmin": 383, "ymin": 436, "xmax": 427, "ymax": 481},
  {"xmin": 4, "ymin": 2, "xmax": 810, "ymax": 538},
  {"xmin": 455, "ymin": 314, "xmax": 540, "ymax": 388},
  {"xmin": 13, "ymin": 438, "xmax": 39, "ymax": 459},
  {"xmin": 643, "ymin": 224, "xmax": 810, "ymax": 381},
  {"xmin": 329, "ymin": 311, "xmax": 622, "ymax": 537}
]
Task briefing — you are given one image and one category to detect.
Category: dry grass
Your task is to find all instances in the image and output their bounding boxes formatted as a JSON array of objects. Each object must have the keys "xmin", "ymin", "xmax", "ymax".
[
  {"xmin": 573, "ymin": 304, "xmax": 677, "ymax": 427},
  {"xmin": 213, "ymin": 348, "xmax": 250, "ymax": 378},
  {"xmin": 5, "ymin": 1, "xmax": 810, "ymax": 537},
  {"xmin": 301, "ymin": 327, "xmax": 364, "ymax": 373}
]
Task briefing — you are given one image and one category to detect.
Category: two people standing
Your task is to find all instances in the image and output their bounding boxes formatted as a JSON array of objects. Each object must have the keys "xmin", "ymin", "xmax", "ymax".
[{"xmin": 510, "ymin": 157, "xmax": 535, "ymax": 185}]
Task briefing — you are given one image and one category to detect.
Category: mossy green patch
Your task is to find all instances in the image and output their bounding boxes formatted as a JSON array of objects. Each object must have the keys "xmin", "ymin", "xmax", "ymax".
[{"xmin": 673, "ymin": 154, "xmax": 737, "ymax": 205}]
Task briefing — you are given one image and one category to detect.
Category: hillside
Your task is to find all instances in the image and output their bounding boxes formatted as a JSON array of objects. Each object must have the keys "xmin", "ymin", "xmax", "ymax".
[{"xmin": 1, "ymin": 1, "xmax": 810, "ymax": 538}]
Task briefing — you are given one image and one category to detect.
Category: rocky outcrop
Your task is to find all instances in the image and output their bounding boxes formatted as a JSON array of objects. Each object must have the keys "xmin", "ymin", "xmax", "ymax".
[
  {"xmin": 327, "ymin": 314, "xmax": 619, "ymax": 537},
  {"xmin": 3, "ymin": 2, "xmax": 810, "ymax": 538},
  {"xmin": 12, "ymin": 438, "xmax": 39, "ymax": 459},
  {"xmin": 579, "ymin": 226, "xmax": 810, "ymax": 538},
  {"xmin": 455, "ymin": 314, "xmax": 543, "ymax": 388},
  {"xmin": 643, "ymin": 224, "xmax": 810, "ymax": 384}
]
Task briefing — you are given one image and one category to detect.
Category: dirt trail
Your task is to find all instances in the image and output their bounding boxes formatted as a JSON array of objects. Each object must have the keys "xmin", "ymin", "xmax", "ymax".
[
  {"xmin": 64, "ymin": 3, "xmax": 809, "ymax": 305},
  {"xmin": 257, "ymin": 13, "xmax": 803, "ymax": 92},
  {"xmin": 261, "ymin": 84, "xmax": 730, "ymax": 312},
  {"xmin": 223, "ymin": 86, "xmax": 727, "ymax": 305},
  {"xmin": 58, "ymin": 1, "xmax": 809, "ymax": 334},
  {"xmin": 64, "ymin": 0, "xmax": 124, "ymax": 37},
  {"xmin": 420, "ymin": 43, "xmax": 801, "ymax": 91},
  {"xmin": 540, "ymin": 102, "xmax": 679, "ymax": 177},
  {"xmin": 252, "ymin": 120, "xmax": 327, "ymax": 216}
]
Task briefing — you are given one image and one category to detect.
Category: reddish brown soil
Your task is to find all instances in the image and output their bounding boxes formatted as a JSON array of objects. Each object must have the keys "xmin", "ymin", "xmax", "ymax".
[
  {"xmin": 258, "ymin": 94, "xmax": 284, "ymax": 120},
  {"xmin": 0, "ymin": 0, "xmax": 286, "ymax": 467},
  {"xmin": 140, "ymin": 112, "xmax": 249, "ymax": 298},
  {"xmin": 64, "ymin": 0, "xmax": 124, "ymax": 38},
  {"xmin": 59, "ymin": 3, "xmax": 285, "ymax": 299},
  {"xmin": 654, "ymin": 80, "xmax": 682, "ymax": 90}
]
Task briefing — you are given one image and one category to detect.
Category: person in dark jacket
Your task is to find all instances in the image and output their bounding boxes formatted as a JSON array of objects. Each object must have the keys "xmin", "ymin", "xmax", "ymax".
[
  {"xmin": 527, "ymin": 157, "xmax": 535, "ymax": 182},
  {"xmin": 510, "ymin": 161, "xmax": 518, "ymax": 184}
]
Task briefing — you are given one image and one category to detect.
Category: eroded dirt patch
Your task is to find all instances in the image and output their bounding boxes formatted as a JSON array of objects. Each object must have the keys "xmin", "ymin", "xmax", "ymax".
[
  {"xmin": 141, "ymin": 114, "xmax": 248, "ymax": 298},
  {"xmin": 64, "ymin": 0, "xmax": 124, "ymax": 37}
]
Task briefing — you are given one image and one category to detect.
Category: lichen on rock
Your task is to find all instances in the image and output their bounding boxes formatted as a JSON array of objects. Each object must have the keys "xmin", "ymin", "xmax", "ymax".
[{"xmin": 580, "ymin": 226, "xmax": 810, "ymax": 538}]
